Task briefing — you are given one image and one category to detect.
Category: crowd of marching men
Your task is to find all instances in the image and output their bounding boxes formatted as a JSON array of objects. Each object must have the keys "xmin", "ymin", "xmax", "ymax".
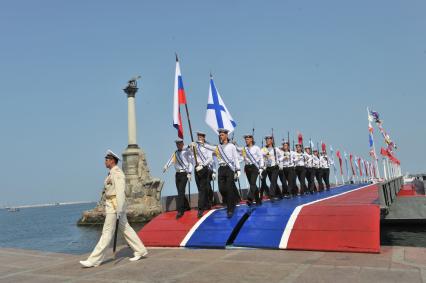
[{"xmin": 163, "ymin": 128, "xmax": 334, "ymax": 219}]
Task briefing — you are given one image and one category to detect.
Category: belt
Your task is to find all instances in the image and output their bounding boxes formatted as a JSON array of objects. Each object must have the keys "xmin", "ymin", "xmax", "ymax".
[
  {"xmin": 219, "ymin": 164, "xmax": 228, "ymax": 167},
  {"xmin": 177, "ymin": 170, "xmax": 187, "ymax": 173}
]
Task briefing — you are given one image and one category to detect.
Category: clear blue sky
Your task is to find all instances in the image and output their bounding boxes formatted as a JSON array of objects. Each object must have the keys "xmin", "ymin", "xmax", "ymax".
[{"xmin": 1, "ymin": 0, "xmax": 425, "ymax": 206}]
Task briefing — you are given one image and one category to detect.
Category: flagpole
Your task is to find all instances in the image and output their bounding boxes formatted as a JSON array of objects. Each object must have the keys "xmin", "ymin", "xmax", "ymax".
[
  {"xmin": 367, "ymin": 107, "xmax": 381, "ymax": 180},
  {"xmin": 383, "ymin": 158, "xmax": 388, "ymax": 180},
  {"xmin": 176, "ymin": 53, "xmax": 198, "ymax": 207}
]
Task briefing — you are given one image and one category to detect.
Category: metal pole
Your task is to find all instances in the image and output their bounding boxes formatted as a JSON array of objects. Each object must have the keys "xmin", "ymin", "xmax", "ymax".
[
  {"xmin": 177, "ymin": 54, "xmax": 198, "ymax": 206},
  {"xmin": 367, "ymin": 107, "xmax": 381, "ymax": 179},
  {"xmin": 383, "ymin": 158, "xmax": 388, "ymax": 180},
  {"xmin": 188, "ymin": 180, "xmax": 191, "ymax": 208}
]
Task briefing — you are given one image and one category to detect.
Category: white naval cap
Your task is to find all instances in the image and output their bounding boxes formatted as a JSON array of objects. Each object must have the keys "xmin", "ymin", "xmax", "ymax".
[
  {"xmin": 196, "ymin": 131, "xmax": 206, "ymax": 136},
  {"xmin": 264, "ymin": 135, "xmax": 273, "ymax": 140},
  {"xmin": 175, "ymin": 138, "xmax": 184, "ymax": 144},
  {"xmin": 105, "ymin": 149, "xmax": 120, "ymax": 161},
  {"xmin": 243, "ymin": 134, "xmax": 253, "ymax": 138},
  {"xmin": 217, "ymin": 128, "xmax": 229, "ymax": 134}
]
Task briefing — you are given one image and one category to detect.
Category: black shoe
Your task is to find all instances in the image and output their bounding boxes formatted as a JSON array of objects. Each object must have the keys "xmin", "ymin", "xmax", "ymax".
[
  {"xmin": 246, "ymin": 200, "xmax": 253, "ymax": 206},
  {"xmin": 227, "ymin": 211, "xmax": 233, "ymax": 218},
  {"xmin": 176, "ymin": 212, "xmax": 184, "ymax": 219},
  {"xmin": 197, "ymin": 210, "xmax": 203, "ymax": 218},
  {"xmin": 256, "ymin": 200, "xmax": 262, "ymax": 206}
]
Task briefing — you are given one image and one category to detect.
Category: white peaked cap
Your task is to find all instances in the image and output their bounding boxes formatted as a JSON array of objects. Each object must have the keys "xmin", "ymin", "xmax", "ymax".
[{"xmin": 105, "ymin": 149, "xmax": 120, "ymax": 161}]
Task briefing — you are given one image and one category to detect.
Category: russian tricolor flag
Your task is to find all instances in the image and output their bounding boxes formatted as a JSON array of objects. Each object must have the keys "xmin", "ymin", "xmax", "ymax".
[{"xmin": 173, "ymin": 55, "xmax": 187, "ymax": 139}]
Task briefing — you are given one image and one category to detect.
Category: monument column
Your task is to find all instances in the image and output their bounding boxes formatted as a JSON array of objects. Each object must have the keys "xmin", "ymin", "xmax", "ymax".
[
  {"xmin": 124, "ymin": 76, "xmax": 140, "ymax": 149},
  {"xmin": 77, "ymin": 75, "xmax": 164, "ymax": 225},
  {"xmin": 122, "ymin": 76, "xmax": 142, "ymax": 191}
]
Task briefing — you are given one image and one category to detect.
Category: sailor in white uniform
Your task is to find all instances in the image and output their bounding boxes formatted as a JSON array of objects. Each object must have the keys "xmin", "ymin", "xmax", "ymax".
[
  {"xmin": 193, "ymin": 131, "xmax": 214, "ymax": 218},
  {"xmin": 293, "ymin": 143, "xmax": 308, "ymax": 195},
  {"xmin": 235, "ymin": 134, "xmax": 264, "ymax": 205},
  {"xmin": 262, "ymin": 135, "xmax": 283, "ymax": 200},
  {"xmin": 80, "ymin": 150, "xmax": 148, "ymax": 268},
  {"xmin": 259, "ymin": 140, "xmax": 270, "ymax": 199},
  {"xmin": 280, "ymin": 140, "xmax": 296, "ymax": 197},
  {"xmin": 320, "ymin": 150, "xmax": 331, "ymax": 190},
  {"xmin": 194, "ymin": 128, "xmax": 241, "ymax": 218},
  {"xmin": 312, "ymin": 149, "xmax": 323, "ymax": 192},
  {"xmin": 304, "ymin": 146, "xmax": 316, "ymax": 194},
  {"xmin": 163, "ymin": 139, "xmax": 193, "ymax": 218}
]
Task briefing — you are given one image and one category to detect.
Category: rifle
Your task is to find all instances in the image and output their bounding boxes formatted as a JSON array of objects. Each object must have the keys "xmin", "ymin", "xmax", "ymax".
[
  {"xmin": 287, "ymin": 131, "xmax": 290, "ymax": 147},
  {"xmin": 271, "ymin": 128, "xmax": 278, "ymax": 166},
  {"xmin": 230, "ymin": 132, "xmax": 243, "ymax": 198}
]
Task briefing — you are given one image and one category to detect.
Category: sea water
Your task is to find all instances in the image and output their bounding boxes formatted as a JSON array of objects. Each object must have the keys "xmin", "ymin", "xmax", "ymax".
[
  {"xmin": 0, "ymin": 203, "xmax": 424, "ymax": 254},
  {"xmin": 0, "ymin": 203, "xmax": 143, "ymax": 255}
]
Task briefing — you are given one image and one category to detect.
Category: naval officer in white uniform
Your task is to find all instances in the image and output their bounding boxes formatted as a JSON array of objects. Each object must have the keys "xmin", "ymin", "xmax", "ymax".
[{"xmin": 80, "ymin": 150, "xmax": 148, "ymax": 268}]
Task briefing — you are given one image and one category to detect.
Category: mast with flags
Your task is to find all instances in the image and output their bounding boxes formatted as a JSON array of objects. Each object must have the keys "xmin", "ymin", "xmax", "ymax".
[
  {"xmin": 367, "ymin": 107, "xmax": 381, "ymax": 180},
  {"xmin": 329, "ymin": 145, "xmax": 339, "ymax": 185},
  {"xmin": 336, "ymin": 150, "xmax": 344, "ymax": 184},
  {"xmin": 344, "ymin": 151, "xmax": 349, "ymax": 181},
  {"xmin": 173, "ymin": 54, "xmax": 199, "ymax": 204}
]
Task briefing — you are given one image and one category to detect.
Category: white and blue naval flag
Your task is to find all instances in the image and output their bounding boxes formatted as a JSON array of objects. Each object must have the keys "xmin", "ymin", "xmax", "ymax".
[{"xmin": 205, "ymin": 75, "xmax": 237, "ymax": 134}]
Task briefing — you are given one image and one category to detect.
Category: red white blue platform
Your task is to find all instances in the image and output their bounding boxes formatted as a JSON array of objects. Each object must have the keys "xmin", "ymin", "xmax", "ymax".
[{"xmin": 138, "ymin": 183, "xmax": 380, "ymax": 253}]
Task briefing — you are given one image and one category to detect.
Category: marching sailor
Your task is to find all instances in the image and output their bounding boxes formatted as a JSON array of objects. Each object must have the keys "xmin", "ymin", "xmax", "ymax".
[
  {"xmin": 193, "ymin": 131, "xmax": 214, "ymax": 218},
  {"xmin": 280, "ymin": 140, "xmax": 296, "ymax": 197},
  {"xmin": 163, "ymin": 139, "xmax": 193, "ymax": 219},
  {"xmin": 312, "ymin": 149, "xmax": 323, "ymax": 192},
  {"xmin": 262, "ymin": 135, "xmax": 283, "ymax": 199},
  {"xmin": 320, "ymin": 149, "xmax": 331, "ymax": 191},
  {"xmin": 293, "ymin": 143, "xmax": 308, "ymax": 195},
  {"xmin": 235, "ymin": 134, "xmax": 264, "ymax": 205},
  {"xmin": 80, "ymin": 150, "xmax": 148, "ymax": 268},
  {"xmin": 304, "ymin": 146, "xmax": 316, "ymax": 194},
  {"xmin": 259, "ymin": 141, "xmax": 270, "ymax": 199},
  {"xmin": 194, "ymin": 128, "xmax": 241, "ymax": 218}
]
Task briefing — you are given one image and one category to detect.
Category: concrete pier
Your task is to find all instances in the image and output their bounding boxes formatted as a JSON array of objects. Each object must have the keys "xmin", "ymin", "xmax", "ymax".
[{"xmin": 0, "ymin": 246, "xmax": 425, "ymax": 282}]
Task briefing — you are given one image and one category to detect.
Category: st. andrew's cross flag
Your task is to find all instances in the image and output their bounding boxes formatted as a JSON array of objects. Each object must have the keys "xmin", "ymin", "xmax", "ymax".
[{"xmin": 205, "ymin": 74, "xmax": 237, "ymax": 134}]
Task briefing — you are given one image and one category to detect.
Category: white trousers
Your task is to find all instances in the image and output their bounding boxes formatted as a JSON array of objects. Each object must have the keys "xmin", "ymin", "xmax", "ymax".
[{"xmin": 86, "ymin": 204, "xmax": 147, "ymax": 264}]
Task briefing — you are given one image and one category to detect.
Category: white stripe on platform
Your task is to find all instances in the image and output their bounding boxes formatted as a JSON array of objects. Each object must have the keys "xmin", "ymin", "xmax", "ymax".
[
  {"xmin": 278, "ymin": 183, "xmax": 374, "ymax": 249},
  {"xmin": 179, "ymin": 209, "xmax": 217, "ymax": 247}
]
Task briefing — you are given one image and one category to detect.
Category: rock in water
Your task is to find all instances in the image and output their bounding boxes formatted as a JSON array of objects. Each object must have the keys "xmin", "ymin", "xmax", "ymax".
[{"xmin": 77, "ymin": 148, "xmax": 164, "ymax": 225}]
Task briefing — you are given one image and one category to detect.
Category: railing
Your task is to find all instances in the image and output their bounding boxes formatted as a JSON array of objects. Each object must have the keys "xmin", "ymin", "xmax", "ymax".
[{"xmin": 378, "ymin": 176, "xmax": 403, "ymax": 217}]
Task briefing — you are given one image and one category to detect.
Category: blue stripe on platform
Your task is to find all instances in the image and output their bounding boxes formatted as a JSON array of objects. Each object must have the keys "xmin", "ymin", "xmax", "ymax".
[
  {"xmin": 184, "ymin": 205, "xmax": 250, "ymax": 248},
  {"xmin": 232, "ymin": 184, "xmax": 366, "ymax": 249}
]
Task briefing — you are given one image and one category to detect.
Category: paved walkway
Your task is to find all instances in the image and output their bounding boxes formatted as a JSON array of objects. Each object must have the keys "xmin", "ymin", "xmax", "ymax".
[{"xmin": 0, "ymin": 246, "xmax": 425, "ymax": 282}]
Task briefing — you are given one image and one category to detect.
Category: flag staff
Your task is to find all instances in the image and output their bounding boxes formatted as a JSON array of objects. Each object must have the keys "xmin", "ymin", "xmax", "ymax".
[
  {"xmin": 176, "ymin": 53, "xmax": 198, "ymax": 206},
  {"xmin": 367, "ymin": 107, "xmax": 381, "ymax": 180}
]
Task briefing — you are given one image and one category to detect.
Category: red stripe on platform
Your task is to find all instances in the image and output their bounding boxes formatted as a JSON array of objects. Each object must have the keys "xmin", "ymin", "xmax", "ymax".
[
  {"xmin": 138, "ymin": 210, "xmax": 201, "ymax": 247},
  {"xmin": 286, "ymin": 184, "xmax": 380, "ymax": 253}
]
